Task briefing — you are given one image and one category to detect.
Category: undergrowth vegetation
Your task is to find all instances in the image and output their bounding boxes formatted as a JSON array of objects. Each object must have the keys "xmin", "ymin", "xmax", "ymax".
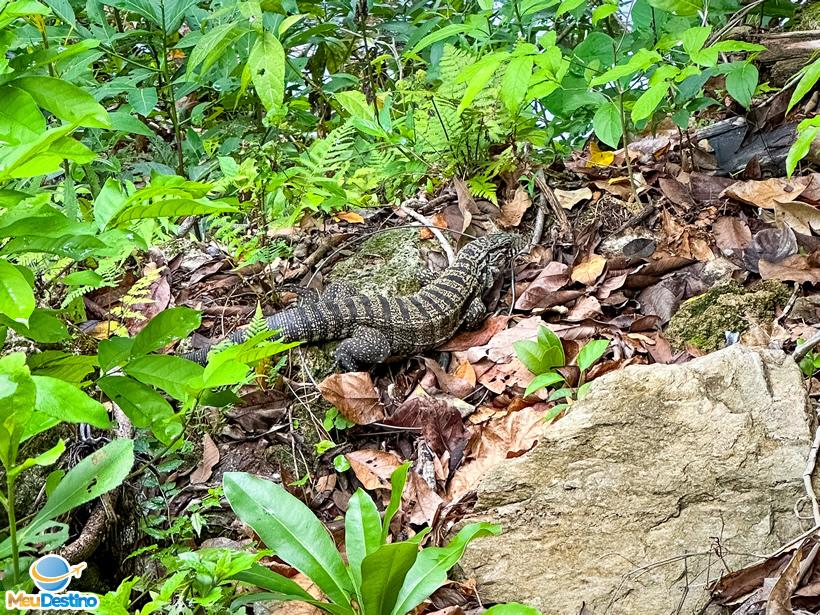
[{"xmin": 0, "ymin": 0, "xmax": 815, "ymax": 612}]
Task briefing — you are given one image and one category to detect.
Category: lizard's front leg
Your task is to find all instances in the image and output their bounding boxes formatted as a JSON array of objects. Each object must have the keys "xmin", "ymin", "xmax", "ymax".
[
  {"xmin": 334, "ymin": 326, "xmax": 392, "ymax": 371},
  {"xmin": 462, "ymin": 297, "xmax": 488, "ymax": 330}
]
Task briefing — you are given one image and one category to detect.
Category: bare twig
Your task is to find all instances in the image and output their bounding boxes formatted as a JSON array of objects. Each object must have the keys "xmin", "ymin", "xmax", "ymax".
[
  {"xmin": 803, "ymin": 425, "xmax": 820, "ymax": 526},
  {"xmin": 399, "ymin": 205, "xmax": 456, "ymax": 265},
  {"xmin": 534, "ymin": 170, "xmax": 572, "ymax": 241}
]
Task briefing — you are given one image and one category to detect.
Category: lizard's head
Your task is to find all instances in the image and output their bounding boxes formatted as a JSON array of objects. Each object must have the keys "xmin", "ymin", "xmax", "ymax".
[{"xmin": 459, "ymin": 232, "xmax": 523, "ymax": 275}]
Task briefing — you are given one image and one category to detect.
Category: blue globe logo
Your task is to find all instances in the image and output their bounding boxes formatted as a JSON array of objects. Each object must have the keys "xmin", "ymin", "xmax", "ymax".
[{"xmin": 29, "ymin": 555, "xmax": 75, "ymax": 592}]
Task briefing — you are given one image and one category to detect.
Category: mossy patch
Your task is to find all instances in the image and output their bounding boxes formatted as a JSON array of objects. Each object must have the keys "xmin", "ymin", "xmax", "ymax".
[
  {"xmin": 329, "ymin": 228, "xmax": 428, "ymax": 296},
  {"xmin": 666, "ymin": 281, "xmax": 790, "ymax": 352}
]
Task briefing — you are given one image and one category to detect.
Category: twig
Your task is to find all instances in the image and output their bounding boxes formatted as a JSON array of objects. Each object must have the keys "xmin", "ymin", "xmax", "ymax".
[
  {"xmin": 803, "ymin": 425, "xmax": 820, "ymax": 526},
  {"xmin": 530, "ymin": 188, "xmax": 547, "ymax": 247},
  {"xmin": 793, "ymin": 329, "xmax": 820, "ymax": 363},
  {"xmin": 399, "ymin": 205, "xmax": 456, "ymax": 265},
  {"xmin": 534, "ymin": 170, "xmax": 572, "ymax": 241}
]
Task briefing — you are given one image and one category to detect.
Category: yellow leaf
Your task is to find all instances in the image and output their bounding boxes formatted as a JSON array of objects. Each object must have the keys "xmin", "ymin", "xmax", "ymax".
[
  {"xmin": 87, "ymin": 321, "xmax": 129, "ymax": 340},
  {"xmin": 570, "ymin": 254, "xmax": 607, "ymax": 285},
  {"xmin": 336, "ymin": 211, "xmax": 365, "ymax": 224},
  {"xmin": 588, "ymin": 142, "xmax": 615, "ymax": 167}
]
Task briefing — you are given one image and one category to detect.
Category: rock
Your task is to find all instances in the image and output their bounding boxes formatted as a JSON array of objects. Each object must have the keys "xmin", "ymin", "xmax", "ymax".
[
  {"xmin": 665, "ymin": 280, "xmax": 790, "ymax": 352},
  {"xmin": 459, "ymin": 345, "xmax": 812, "ymax": 615}
]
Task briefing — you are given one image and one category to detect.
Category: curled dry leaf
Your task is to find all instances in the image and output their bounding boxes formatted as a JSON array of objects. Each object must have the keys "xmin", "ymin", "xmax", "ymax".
[
  {"xmin": 515, "ymin": 262, "xmax": 570, "ymax": 310},
  {"xmin": 554, "ymin": 187, "xmax": 593, "ymax": 210},
  {"xmin": 318, "ymin": 372, "xmax": 385, "ymax": 424},
  {"xmin": 742, "ymin": 226, "xmax": 798, "ymax": 273},
  {"xmin": 404, "ymin": 470, "xmax": 443, "ymax": 525},
  {"xmin": 439, "ymin": 315, "xmax": 511, "ymax": 351},
  {"xmin": 345, "ymin": 449, "xmax": 402, "ymax": 490},
  {"xmin": 721, "ymin": 176, "xmax": 810, "ymax": 209},
  {"xmin": 758, "ymin": 253, "xmax": 820, "ymax": 284},
  {"xmin": 571, "ymin": 254, "xmax": 607, "ymax": 285},
  {"xmin": 774, "ymin": 200, "xmax": 820, "ymax": 236},
  {"xmin": 190, "ymin": 434, "xmax": 220, "ymax": 484},
  {"xmin": 498, "ymin": 187, "xmax": 532, "ymax": 227}
]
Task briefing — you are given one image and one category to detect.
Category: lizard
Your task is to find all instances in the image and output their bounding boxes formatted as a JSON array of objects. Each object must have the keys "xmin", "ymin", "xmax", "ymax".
[{"xmin": 181, "ymin": 232, "xmax": 521, "ymax": 371}]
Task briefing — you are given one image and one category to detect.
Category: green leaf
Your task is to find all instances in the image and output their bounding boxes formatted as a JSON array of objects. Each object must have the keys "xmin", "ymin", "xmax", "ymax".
[
  {"xmin": 12, "ymin": 76, "xmax": 111, "ymax": 128},
  {"xmin": 593, "ymin": 101, "xmax": 622, "ymax": 148},
  {"xmin": 501, "ymin": 55, "xmax": 534, "ymax": 114},
  {"xmin": 589, "ymin": 49, "xmax": 662, "ymax": 86},
  {"xmin": 248, "ymin": 32, "xmax": 285, "ymax": 113},
  {"xmin": 381, "ymin": 463, "xmax": 409, "ymax": 544},
  {"xmin": 124, "ymin": 355, "xmax": 204, "ymax": 401},
  {"xmin": 130, "ymin": 307, "xmax": 201, "ymax": 358},
  {"xmin": 108, "ymin": 110, "xmax": 154, "ymax": 137},
  {"xmin": 223, "ymin": 472, "xmax": 353, "ymax": 607},
  {"xmin": 485, "ymin": 603, "xmax": 542, "ymax": 614},
  {"xmin": 524, "ymin": 371, "xmax": 565, "ymax": 397},
  {"xmin": 0, "ymin": 86, "xmax": 45, "ymax": 145},
  {"xmin": 631, "ymin": 81, "xmax": 669, "ymax": 123},
  {"xmin": 41, "ymin": 0, "xmax": 75, "ymax": 25},
  {"xmin": 456, "ymin": 52, "xmax": 507, "ymax": 115},
  {"xmin": 126, "ymin": 87, "xmax": 158, "ymax": 116},
  {"xmin": 10, "ymin": 439, "xmax": 65, "ymax": 480},
  {"xmin": 787, "ymin": 124, "xmax": 820, "ymax": 177},
  {"xmin": 98, "ymin": 336, "xmax": 134, "ymax": 373},
  {"xmin": 725, "ymin": 63, "xmax": 758, "ymax": 109},
  {"xmin": 97, "ymin": 376, "xmax": 181, "ymax": 444},
  {"xmin": 1, "ymin": 439, "xmax": 133, "ymax": 558},
  {"xmin": 647, "ymin": 0, "xmax": 703, "ymax": 16},
  {"xmin": 680, "ymin": 26, "xmax": 711, "ymax": 55},
  {"xmin": 334, "ymin": 91, "xmax": 372, "ymax": 120},
  {"xmin": 409, "ymin": 23, "xmax": 472, "ymax": 54},
  {"xmin": 591, "ymin": 4, "xmax": 618, "ymax": 23},
  {"xmin": 0, "ymin": 353, "xmax": 36, "ymax": 470},
  {"xmin": 360, "ymin": 543, "xmax": 419, "ymax": 615},
  {"xmin": 345, "ymin": 489, "xmax": 382, "ymax": 588},
  {"xmin": 31, "ymin": 375, "xmax": 111, "ymax": 430},
  {"xmin": 186, "ymin": 21, "xmax": 244, "ymax": 78},
  {"xmin": 787, "ymin": 57, "xmax": 820, "ymax": 113},
  {"xmin": 576, "ymin": 339, "xmax": 609, "ymax": 372},
  {"xmin": 390, "ymin": 523, "xmax": 501, "ymax": 615},
  {"xmin": 0, "ymin": 260, "xmax": 35, "ymax": 325},
  {"xmin": 555, "ymin": 0, "xmax": 585, "ymax": 16},
  {"xmin": 110, "ymin": 198, "xmax": 237, "ymax": 226},
  {"xmin": 4, "ymin": 308, "xmax": 69, "ymax": 343}
]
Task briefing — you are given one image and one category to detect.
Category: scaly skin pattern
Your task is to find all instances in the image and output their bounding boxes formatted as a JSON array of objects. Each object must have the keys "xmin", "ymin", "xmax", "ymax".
[{"xmin": 183, "ymin": 233, "xmax": 519, "ymax": 370}]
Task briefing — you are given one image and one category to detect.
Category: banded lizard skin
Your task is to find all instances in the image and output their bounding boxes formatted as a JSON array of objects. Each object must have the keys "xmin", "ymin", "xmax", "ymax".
[{"xmin": 182, "ymin": 233, "xmax": 520, "ymax": 371}]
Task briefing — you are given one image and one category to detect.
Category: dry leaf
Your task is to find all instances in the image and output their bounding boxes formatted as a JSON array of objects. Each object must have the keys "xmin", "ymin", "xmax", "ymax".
[
  {"xmin": 571, "ymin": 254, "xmax": 607, "ymax": 285},
  {"xmin": 439, "ymin": 315, "xmax": 511, "ymax": 351},
  {"xmin": 712, "ymin": 216, "xmax": 752, "ymax": 252},
  {"xmin": 588, "ymin": 141, "xmax": 615, "ymax": 167},
  {"xmin": 419, "ymin": 212, "xmax": 448, "ymax": 240},
  {"xmin": 336, "ymin": 211, "xmax": 365, "ymax": 224},
  {"xmin": 404, "ymin": 470, "xmax": 443, "ymax": 525},
  {"xmin": 345, "ymin": 449, "xmax": 402, "ymax": 490},
  {"xmin": 742, "ymin": 226, "xmax": 798, "ymax": 273},
  {"xmin": 83, "ymin": 320, "xmax": 129, "ymax": 339},
  {"xmin": 721, "ymin": 177, "xmax": 810, "ymax": 209},
  {"xmin": 515, "ymin": 262, "xmax": 570, "ymax": 310},
  {"xmin": 554, "ymin": 187, "xmax": 593, "ymax": 210},
  {"xmin": 498, "ymin": 187, "xmax": 532, "ymax": 227},
  {"xmin": 190, "ymin": 434, "xmax": 220, "ymax": 484},
  {"xmin": 774, "ymin": 200, "xmax": 820, "ymax": 235},
  {"xmin": 318, "ymin": 372, "xmax": 385, "ymax": 424},
  {"xmin": 758, "ymin": 254, "xmax": 820, "ymax": 283}
]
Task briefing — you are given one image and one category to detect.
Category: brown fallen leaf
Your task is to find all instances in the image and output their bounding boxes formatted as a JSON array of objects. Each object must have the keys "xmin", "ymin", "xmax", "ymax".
[
  {"xmin": 420, "ymin": 212, "xmax": 448, "ymax": 240},
  {"xmin": 571, "ymin": 254, "xmax": 607, "ymax": 285},
  {"xmin": 758, "ymin": 253, "xmax": 820, "ymax": 284},
  {"xmin": 774, "ymin": 200, "xmax": 820, "ymax": 235},
  {"xmin": 190, "ymin": 434, "xmax": 220, "ymax": 484},
  {"xmin": 345, "ymin": 449, "xmax": 402, "ymax": 490},
  {"xmin": 318, "ymin": 372, "xmax": 385, "ymax": 424},
  {"xmin": 336, "ymin": 211, "xmax": 365, "ymax": 224},
  {"xmin": 404, "ymin": 470, "xmax": 443, "ymax": 525},
  {"xmin": 742, "ymin": 226, "xmax": 798, "ymax": 273},
  {"xmin": 712, "ymin": 216, "xmax": 752, "ymax": 252},
  {"xmin": 498, "ymin": 187, "xmax": 532, "ymax": 227},
  {"xmin": 767, "ymin": 540, "xmax": 812, "ymax": 615},
  {"xmin": 423, "ymin": 358, "xmax": 475, "ymax": 398},
  {"xmin": 721, "ymin": 177, "xmax": 811, "ymax": 209},
  {"xmin": 515, "ymin": 262, "xmax": 570, "ymax": 310},
  {"xmin": 554, "ymin": 187, "xmax": 593, "ymax": 210}
]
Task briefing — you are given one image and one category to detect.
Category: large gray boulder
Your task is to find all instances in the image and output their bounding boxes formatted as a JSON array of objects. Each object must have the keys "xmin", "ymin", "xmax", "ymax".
[{"xmin": 460, "ymin": 345, "xmax": 813, "ymax": 614}]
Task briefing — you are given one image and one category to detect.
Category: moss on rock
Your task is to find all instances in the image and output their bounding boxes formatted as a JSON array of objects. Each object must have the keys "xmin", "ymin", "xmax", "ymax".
[{"xmin": 666, "ymin": 281, "xmax": 790, "ymax": 352}]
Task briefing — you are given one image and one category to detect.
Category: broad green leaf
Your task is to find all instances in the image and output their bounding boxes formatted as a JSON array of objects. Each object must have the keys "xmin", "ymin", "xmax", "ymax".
[
  {"xmin": 97, "ymin": 375, "xmax": 175, "ymax": 432},
  {"xmin": 108, "ymin": 110, "xmax": 154, "ymax": 137},
  {"xmin": 592, "ymin": 101, "xmax": 622, "ymax": 148},
  {"xmin": 0, "ymin": 86, "xmax": 45, "ymax": 144},
  {"xmin": 1, "ymin": 439, "xmax": 134, "ymax": 558},
  {"xmin": 456, "ymin": 54, "xmax": 506, "ymax": 115},
  {"xmin": 3, "ymin": 308, "xmax": 69, "ymax": 343},
  {"xmin": 589, "ymin": 49, "xmax": 662, "ymax": 86},
  {"xmin": 390, "ymin": 523, "xmax": 501, "ymax": 615},
  {"xmin": 0, "ymin": 124, "xmax": 87, "ymax": 180},
  {"xmin": 130, "ymin": 307, "xmax": 201, "ymax": 358},
  {"xmin": 524, "ymin": 371, "xmax": 565, "ymax": 397},
  {"xmin": 360, "ymin": 543, "xmax": 418, "ymax": 615},
  {"xmin": 31, "ymin": 375, "xmax": 110, "ymax": 430},
  {"xmin": 231, "ymin": 564, "xmax": 326, "ymax": 606},
  {"xmin": 725, "ymin": 63, "xmax": 758, "ymax": 109},
  {"xmin": 501, "ymin": 55, "xmax": 534, "ymax": 114},
  {"xmin": 631, "ymin": 81, "xmax": 669, "ymax": 122},
  {"xmin": 576, "ymin": 339, "xmax": 609, "ymax": 372},
  {"xmin": 102, "ymin": 0, "xmax": 197, "ymax": 31},
  {"xmin": 111, "ymin": 198, "xmax": 237, "ymax": 226},
  {"xmin": 223, "ymin": 472, "xmax": 353, "ymax": 606},
  {"xmin": 93, "ymin": 178, "xmax": 128, "ymax": 231},
  {"xmin": 591, "ymin": 3, "xmax": 618, "ymax": 23},
  {"xmin": 0, "ymin": 233, "xmax": 105, "ymax": 259},
  {"xmin": 63, "ymin": 270, "xmax": 104, "ymax": 286},
  {"xmin": 409, "ymin": 23, "xmax": 472, "ymax": 54},
  {"xmin": 10, "ymin": 439, "xmax": 65, "ymax": 479},
  {"xmin": 126, "ymin": 87, "xmax": 158, "ymax": 116},
  {"xmin": 42, "ymin": 0, "xmax": 75, "ymax": 25},
  {"xmin": 680, "ymin": 26, "xmax": 711, "ymax": 55},
  {"xmin": 27, "ymin": 351, "xmax": 97, "ymax": 384},
  {"xmin": 647, "ymin": 0, "xmax": 703, "ymax": 16},
  {"xmin": 345, "ymin": 489, "xmax": 382, "ymax": 588},
  {"xmin": 124, "ymin": 355, "xmax": 204, "ymax": 401},
  {"xmin": 278, "ymin": 13, "xmax": 305, "ymax": 36},
  {"xmin": 13, "ymin": 76, "xmax": 111, "ymax": 128},
  {"xmin": 334, "ymin": 91, "xmax": 372, "ymax": 120},
  {"xmin": 787, "ymin": 57, "xmax": 820, "ymax": 113},
  {"xmin": 187, "ymin": 21, "xmax": 244, "ymax": 78},
  {"xmin": 98, "ymin": 336, "xmax": 135, "ymax": 373},
  {"xmin": 381, "ymin": 463, "xmax": 409, "ymax": 544},
  {"xmin": 0, "ymin": 353, "xmax": 36, "ymax": 469},
  {"xmin": 555, "ymin": 0, "xmax": 584, "ymax": 16},
  {"xmin": 248, "ymin": 32, "xmax": 285, "ymax": 113},
  {"xmin": 0, "ymin": 261, "xmax": 34, "ymax": 325},
  {"xmin": 787, "ymin": 122, "xmax": 820, "ymax": 177}
]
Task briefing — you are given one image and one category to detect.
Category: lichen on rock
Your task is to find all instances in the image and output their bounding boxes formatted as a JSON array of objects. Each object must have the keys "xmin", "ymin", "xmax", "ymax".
[{"xmin": 666, "ymin": 280, "xmax": 790, "ymax": 351}]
